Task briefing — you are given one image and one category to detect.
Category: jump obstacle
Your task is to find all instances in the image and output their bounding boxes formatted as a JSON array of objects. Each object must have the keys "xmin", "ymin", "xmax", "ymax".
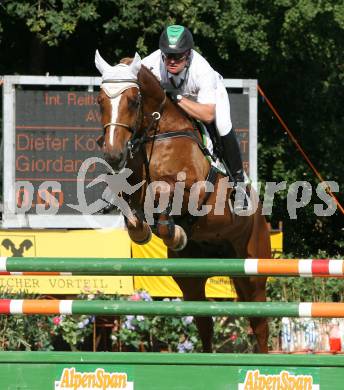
[
  {"xmin": 1, "ymin": 257, "xmax": 343, "ymax": 276},
  {"xmin": 1, "ymin": 257, "xmax": 344, "ymax": 389},
  {"xmin": 2, "ymin": 299, "xmax": 344, "ymax": 318}
]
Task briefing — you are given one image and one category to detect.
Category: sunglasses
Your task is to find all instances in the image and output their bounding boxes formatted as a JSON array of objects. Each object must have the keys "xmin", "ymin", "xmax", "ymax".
[{"xmin": 163, "ymin": 53, "xmax": 188, "ymax": 62}]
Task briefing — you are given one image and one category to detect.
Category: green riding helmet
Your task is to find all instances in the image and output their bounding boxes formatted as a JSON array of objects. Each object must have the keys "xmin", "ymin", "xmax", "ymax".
[{"xmin": 159, "ymin": 25, "xmax": 194, "ymax": 54}]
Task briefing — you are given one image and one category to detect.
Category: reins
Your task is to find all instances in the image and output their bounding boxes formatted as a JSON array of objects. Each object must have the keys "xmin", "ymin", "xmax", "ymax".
[
  {"xmin": 101, "ymin": 76, "xmax": 215, "ymax": 161},
  {"xmin": 100, "ymin": 74, "xmax": 219, "ymax": 199},
  {"xmin": 101, "ymin": 77, "xmax": 167, "ymax": 185}
]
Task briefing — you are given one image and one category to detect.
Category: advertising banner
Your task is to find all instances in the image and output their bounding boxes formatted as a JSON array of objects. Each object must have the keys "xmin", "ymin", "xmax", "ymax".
[{"xmin": 0, "ymin": 229, "xmax": 133, "ymax": 295}]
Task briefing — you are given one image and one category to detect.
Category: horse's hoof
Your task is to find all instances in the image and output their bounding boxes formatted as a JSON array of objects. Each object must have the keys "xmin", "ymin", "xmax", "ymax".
[
  {"xmin": 128, "ymin": 223, "xmax": 152, "ymax": 245},
  {"xmin": 131, "ymin": 230, "xmax": 152, "ymax": 245},
  {"xmin": 165, "ymin": 225, "xmax": 187, "ymax": 251}
]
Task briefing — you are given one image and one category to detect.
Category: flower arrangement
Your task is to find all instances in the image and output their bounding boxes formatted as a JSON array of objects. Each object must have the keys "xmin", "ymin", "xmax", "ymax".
[
  {"xmin": 0, "ymin": 290, "xmax": 258, "ymax": 352},
  {"xmin": 112, "ymin": 293, "xmax": 202, "ymax": 352},
  {"xmin": 51, "ymin": 314, "xmax": 95, "ymax": 351}
]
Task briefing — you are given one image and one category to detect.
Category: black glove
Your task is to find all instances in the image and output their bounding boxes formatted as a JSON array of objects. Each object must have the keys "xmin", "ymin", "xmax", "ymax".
[
  {"xmin": 166, "ymin": 89, "xmax": 178, "ymax": 101},
  {"xmin": 161, "ymin": 85, "xmax": 181, "ymax": 102}
]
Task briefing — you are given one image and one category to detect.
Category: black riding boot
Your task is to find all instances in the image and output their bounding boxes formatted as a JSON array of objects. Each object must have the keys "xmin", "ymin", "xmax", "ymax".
[{"xmin": 220, "ymin": 131, "xmax": 249, "ymax": 211}]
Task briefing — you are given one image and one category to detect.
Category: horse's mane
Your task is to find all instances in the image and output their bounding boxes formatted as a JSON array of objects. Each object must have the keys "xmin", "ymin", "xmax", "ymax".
[
  {"xmin": 119, "ymin": 56, "xmax": 164, "ymax": 95},
  {"xmin": 118, "ymin": 56, "xmax": 190, "ymax": 124}
]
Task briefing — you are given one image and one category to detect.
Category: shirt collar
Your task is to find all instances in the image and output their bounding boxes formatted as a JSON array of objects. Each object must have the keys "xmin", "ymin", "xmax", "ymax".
[{"xmin": 168, "ymin": 67, "xmax": 188, "ymax": 88}]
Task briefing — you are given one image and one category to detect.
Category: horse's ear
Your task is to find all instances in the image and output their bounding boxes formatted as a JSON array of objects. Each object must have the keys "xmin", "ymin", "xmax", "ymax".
[
  {"xmin": 95, "ymin": 50, "xmax": 112, "ymax": 75},
  {"xmin": 130, "ymin": 52, "xmax": 142, "ymax": 77}
]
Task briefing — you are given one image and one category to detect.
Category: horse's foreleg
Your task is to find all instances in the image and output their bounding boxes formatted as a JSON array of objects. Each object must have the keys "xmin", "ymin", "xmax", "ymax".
[
  {"xmin": 146, "ymin": 182, "xmax": 188, "ymax": 251},
  {"xmin": 155, "ymin": 208, "xmax": 187, "ymax": 251},
  {"xmin": 233, "ymin": 276, "xmax": 269, "ymax": 353},
  {"xmin": 174, "ymin": 276, "xmax": 213, "ymax": 352},
  {"xmin": 158, "ymin": 221, "xmax": 188, "ymax": 252}
]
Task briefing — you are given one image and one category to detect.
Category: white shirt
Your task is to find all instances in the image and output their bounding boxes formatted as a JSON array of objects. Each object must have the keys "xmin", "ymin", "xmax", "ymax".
[
  {"xmin": 142, "ymin": 49, "xmax": 232, "ymax": 135},
  {"xmin": 142, "ymin": 49, "xmax": 217, "ymax": 105}
]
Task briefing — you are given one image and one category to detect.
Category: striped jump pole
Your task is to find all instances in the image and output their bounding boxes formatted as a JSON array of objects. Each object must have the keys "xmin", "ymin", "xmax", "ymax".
[
  {"xmin": 1, "ymin": 299, "xmax": 344, "ymax": 318},
  {"xmin": 0, "ymin": 257, "xmax": 343, "ymax": 277}
]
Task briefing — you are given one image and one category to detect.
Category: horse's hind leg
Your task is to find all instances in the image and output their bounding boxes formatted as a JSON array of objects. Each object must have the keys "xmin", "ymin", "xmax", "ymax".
[
  {"xmin": 232, "ymin": 276, "xmax": 269, "ymax": 353},
  {"xmin": 174, "ymin": 276, "xmax": 213, "ymax": 352}
]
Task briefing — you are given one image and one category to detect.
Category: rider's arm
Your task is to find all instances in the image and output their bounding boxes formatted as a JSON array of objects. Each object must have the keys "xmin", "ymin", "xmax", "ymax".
[
  {"xmin": 177, "ymin": 98, "xmax": 215, "ymax": 123},
  {"xmin": 177, "ymin": 65, "xmax": 217, "ymax": 123}
]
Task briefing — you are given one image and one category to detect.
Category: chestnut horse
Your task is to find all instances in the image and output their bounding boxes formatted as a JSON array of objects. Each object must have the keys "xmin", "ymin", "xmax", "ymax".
[{"xmin": 95, "ymin": 51, "xmax": 271, "ymax": 352}]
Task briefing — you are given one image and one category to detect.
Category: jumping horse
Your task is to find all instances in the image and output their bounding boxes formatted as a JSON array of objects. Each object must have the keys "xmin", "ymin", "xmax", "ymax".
[{"xmin": 95, "ymin": 51, "xmax": 271, "ymax": 352}]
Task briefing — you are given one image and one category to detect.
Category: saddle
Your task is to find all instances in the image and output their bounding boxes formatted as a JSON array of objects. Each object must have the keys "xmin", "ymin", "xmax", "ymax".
[{"xmin": 193, "ymin": 119, "xmax": 228, "ymax": 176}]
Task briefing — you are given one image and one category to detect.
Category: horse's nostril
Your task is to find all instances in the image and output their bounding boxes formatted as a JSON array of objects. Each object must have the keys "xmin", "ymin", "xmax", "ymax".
[
  {"xmin": 103, "ymin": 151, "xmax": 125, "ymax": 171},
  {"xmin": 103, "ymin": 152, "xmax": 112, "ymax": 163}
]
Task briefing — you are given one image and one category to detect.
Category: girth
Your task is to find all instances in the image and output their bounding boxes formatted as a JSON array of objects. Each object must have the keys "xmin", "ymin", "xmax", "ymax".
[{"xmin": 144, "ymin": 130, "xmax": 217, "ymax": 162}]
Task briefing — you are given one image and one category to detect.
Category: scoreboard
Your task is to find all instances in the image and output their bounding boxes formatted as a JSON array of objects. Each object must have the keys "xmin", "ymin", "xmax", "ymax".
[{"xmin": 15, "ymin": 90, "xmax": 104, "ymax": 214}]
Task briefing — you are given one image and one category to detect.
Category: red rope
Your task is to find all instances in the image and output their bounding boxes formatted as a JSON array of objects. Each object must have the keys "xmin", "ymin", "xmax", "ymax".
[{"xmin": 258, "ymin": 84, "xmax": 344, "ymax": 216}]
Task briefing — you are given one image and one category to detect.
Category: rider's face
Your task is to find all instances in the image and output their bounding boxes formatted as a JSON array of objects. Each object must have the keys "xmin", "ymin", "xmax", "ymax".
[{"xmin": 163, "ymin": 52, "xmax": 188, "ymax": 74}]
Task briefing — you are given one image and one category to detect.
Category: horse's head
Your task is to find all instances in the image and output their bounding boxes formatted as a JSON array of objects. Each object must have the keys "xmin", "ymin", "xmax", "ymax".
[{"xmin": 95, "ymin": 50, "xmax": 143, "ymax": 171}]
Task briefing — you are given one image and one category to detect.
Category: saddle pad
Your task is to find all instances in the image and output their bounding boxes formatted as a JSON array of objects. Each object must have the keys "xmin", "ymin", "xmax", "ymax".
[
  {"xmin": 197, "ymin": 122, "xmax": 227, "ymax": 175},
  {"xmin": 198, "ymin": 123, "xmax": 250, "ymax": 183}
]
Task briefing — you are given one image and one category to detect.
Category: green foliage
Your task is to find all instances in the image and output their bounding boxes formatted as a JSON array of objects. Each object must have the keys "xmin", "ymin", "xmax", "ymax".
[
  {"xmin": 0, "ymin": 291, "xmax": 97, "ymax": 352},
  {"xmin": 151, "ymin": 314, "xmax": 201, "ymax": 352},
  {"xmin": 1, "ymin": 283, "xmax": 344, "ymax": 353},
  {"xmin": 0, "ymin": 292, "xmax": 53, "ymax": 351},
  {"xmin": 216, "ymin": 0, "xmax": 270, "ymax": 60},
  {"xmin": 51, "ymin": 314, "xmax": 94, "ymax": 351},
  {"xmin": 213, "ymin": 316, "xmax": 256, "ymax": 353},
  {"xmin": 114, "ymin": 295, "xmax": 203, "ymax": 352},
  {"xmin": 113, "ymin": 294, "xmax": 256, "ymax": 353},
  {"xmin": 0, "ymin": 315, "xmax": 53, "ymax": 351},
  {"xmin": 4, "ymin": 0, "xmax": 98, "ymax": 46},
  {"xmin": 115, "ymin": 312, "xmax": 256, "ymax": 353},
  {"xmin": 267, "ymin": 275, "xmax": 344, "ymax": 303},
  {"xmin": 0, "ymin": 290, "xmax": 257, "ymax": 353}
]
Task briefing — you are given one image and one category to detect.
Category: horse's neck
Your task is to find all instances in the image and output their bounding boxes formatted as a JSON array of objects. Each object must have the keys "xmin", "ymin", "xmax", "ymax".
[
  {"xmin": 139, "ymin": 68, "xmax": 193, "ymax": 132},
  {"xmin": 135, "ymin": 68, "xmax": 210, "ymax": 194}
]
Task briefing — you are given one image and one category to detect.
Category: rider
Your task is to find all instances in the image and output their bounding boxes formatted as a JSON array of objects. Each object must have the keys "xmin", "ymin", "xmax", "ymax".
[{"xmin": 142, "ymin": 25, "xmax": 248, "ymax": 208}]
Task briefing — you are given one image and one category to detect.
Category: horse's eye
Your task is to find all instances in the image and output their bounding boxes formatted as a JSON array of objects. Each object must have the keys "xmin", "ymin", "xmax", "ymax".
[{"xmin": 128, "ymin": 97, "xmax": 139, "ymax": 110}]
